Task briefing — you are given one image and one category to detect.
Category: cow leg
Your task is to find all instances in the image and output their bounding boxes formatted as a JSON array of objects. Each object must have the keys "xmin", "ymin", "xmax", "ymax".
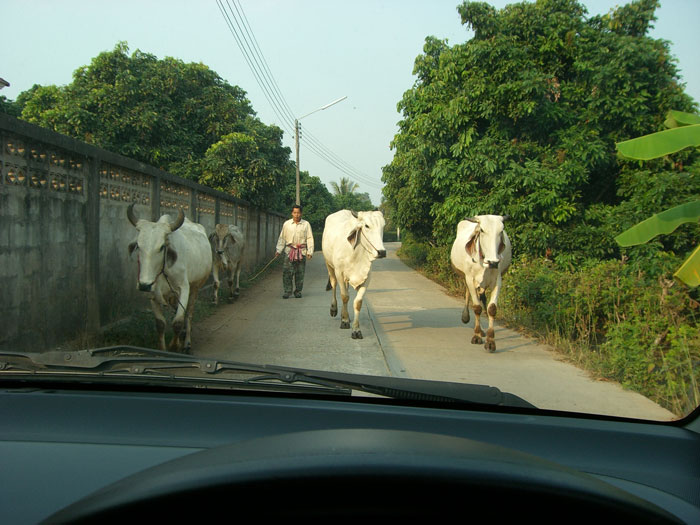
[
  {"xmin": 169, "ymin": 284, "xmax": 189, "ymax": 352},
  {"xmin": 233, "ymin": 262, "xmax": 241, "ymax": 298},
  {"xmin": 226, "ymin": 264, "xmax": 235, "ymax": 302},
  {"xmin": 461, "ymin": 287, "xmax": 471, "ymax": 324},
  {"xmin": 339, "ymin": 279, "xmax": 351, "ymax": 329},
  {"xmin": 327, "ymin": 265, "xmax": 338, "ymax": 318},
  {"xmin": 212, "ymin": 262, "xmax": 220, "ymax": 305},
  {"xmin": 466, "ymin": 280, "xmax": 484, "ymax": 345},
  {"xmin": 150, "ymin": 297, "xmax": 167, "ymax": 351},
  {"xmin": 484, "ymin": 274, "xmax": 503, "ymax": 353},
  {"xmin": 183, "ymin": 286, "xmax": 199, "ymax": 353},
  {"xmin": 351, "ymin": 284, "xmax": 368, "ymax": 339}
]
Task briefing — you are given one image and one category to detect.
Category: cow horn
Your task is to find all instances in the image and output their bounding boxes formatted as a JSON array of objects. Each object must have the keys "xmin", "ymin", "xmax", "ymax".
[
  {"xmin": 170, "ymin": 208, "xmax": 185, "ymax": 231},
  {"xmin": 501, "ymin": 214, "xmax": 510, "ymax": 222},
  {"xmin": 127, "ymin": 203, "xmax": 139, "ymax": 227},
  {"xmin": 465, "ymin": 216, "xmax": 479, "ymax": 223},
  {"xmin": 350, "ymin": 210, "xmax": 358, "ymax": 218}
]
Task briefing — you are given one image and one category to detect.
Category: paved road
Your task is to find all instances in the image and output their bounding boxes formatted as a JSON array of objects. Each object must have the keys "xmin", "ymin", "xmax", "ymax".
[{"xmin": 193, "ymin": 242, "xmax": 675, "ymax": 421}]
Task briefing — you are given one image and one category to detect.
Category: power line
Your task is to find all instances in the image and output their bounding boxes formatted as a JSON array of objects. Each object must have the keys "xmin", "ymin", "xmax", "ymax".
[
  {"xmin": 216, "ymin": 0, "xmax": 383, "ymax": 191},
  {"xmin": 228, "ymin": 0, "xmax": 381, "ymax": 188},
  {"xmin": 216, "ymin": 0, "xmax": 295, "ymax": 136}
]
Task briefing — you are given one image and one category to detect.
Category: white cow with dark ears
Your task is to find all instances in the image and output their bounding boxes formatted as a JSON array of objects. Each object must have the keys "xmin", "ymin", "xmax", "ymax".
[{"xmin": 450, "ymin": 215, "xmax": 511, "ymax": 352}]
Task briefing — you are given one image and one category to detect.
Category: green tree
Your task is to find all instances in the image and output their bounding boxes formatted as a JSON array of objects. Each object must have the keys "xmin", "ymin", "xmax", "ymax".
[
  {"xmin": 198, "ymin": 117, "xmax": 293, "ymax": 209},
  {"xmin": 17, "ymin": 42, "xmax": 256, "ymax": 171},
  {"xmin": 330, "ymin": 177, "xmax": 360, "ymax": 196},
  {"xmin": 329, "ymin": 176, "xmax": 373, "ymax": 211},
  {"xmin": 0, "ymin": 95, "xmax": 21, "ymax": 117},
  {"xmin": 15, "ymin": 42, "xmax": 296, "ymax": 212},
  {"xmin": 382, "ymin": 0, "xmax": 697, "ymax": 262}
]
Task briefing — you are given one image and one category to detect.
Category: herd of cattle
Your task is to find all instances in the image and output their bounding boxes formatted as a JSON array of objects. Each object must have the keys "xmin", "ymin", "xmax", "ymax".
[{"xmin": 126, "ymin": 204, "xmax": 511, "ymax": 354}]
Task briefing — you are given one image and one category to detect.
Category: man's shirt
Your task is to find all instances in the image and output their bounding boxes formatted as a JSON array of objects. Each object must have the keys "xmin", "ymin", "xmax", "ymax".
[{"xmin": 276, "ymin": 219, "xmax": 314, "ymax": 257}]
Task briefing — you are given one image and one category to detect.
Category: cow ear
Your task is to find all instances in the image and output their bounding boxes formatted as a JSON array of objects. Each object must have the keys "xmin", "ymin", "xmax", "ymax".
[
  {"xmin": 465, "ymin": 228, "xmax": 480, "ymax": 257},
  {"xmin": 347, "ymin": 226, "xmax": 361, "ymax": 249},
  {"xmin": 128, "ymin": 242, "xmax": 137, "ymax": 256},
  {"xmin": 166, "ymin": 247, "xmax": 178, "ymax": 266}
]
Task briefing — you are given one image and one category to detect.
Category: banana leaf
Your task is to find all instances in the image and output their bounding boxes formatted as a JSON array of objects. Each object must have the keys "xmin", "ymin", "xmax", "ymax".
[
  {"xmin": 615, "ymin": 200, "xmax": 700, "ymax": 247},
  {"xmin": 616, "ymin": 124, "xmax": 700, "ymax": 160},
  {"xmin": 674, "ymin": 244, "xmax": 700, "ymax": 288},
  {"xmin": 664, "ymin": 110, "xmax": 700, "ymax": 129}
]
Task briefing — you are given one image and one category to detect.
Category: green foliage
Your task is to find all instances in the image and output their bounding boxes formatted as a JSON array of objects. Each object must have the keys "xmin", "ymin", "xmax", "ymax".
[
  {"xmin": 498, "ymin": 255, "xmax": 699, "ymax": 416},
  {"xmin": 382, "ymin": 0, "xmax": 697, "ymax": 263},
  {"xmin": 330, "ymin": 177, "xmax": 359, "ymax": 196},
  {"xmin": 328, "ymin": 176, "xmax": 374, "ymax": 212},
  {"xmin": 615, "ymin": 110, "xmax": 700, "ymax": 286},
  {"xmin": 0, "ymin": 95, "xmax": 21, "ymax": 117},
  {"xmin": 13, "ymin": 42, "xmax": 298, "ymax": 212}
]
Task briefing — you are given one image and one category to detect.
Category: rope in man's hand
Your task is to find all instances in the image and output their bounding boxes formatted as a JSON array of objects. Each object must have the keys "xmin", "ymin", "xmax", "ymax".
[{"xmin": 246, "ymin": 255, "xmax": 281, "ymax": 282}]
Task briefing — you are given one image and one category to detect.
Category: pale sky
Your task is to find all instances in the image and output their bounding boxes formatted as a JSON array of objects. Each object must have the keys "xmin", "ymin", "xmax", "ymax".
[{"xmin": 3, "ymin": 1, "xmax": 698, "ymax": 205}]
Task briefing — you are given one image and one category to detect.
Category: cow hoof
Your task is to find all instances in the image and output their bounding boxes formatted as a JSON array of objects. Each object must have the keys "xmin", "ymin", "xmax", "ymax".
[
  {"xmin": 234, "ymin": 289, "xmax": 240, "ymax": 297},
  {"xmin": 340, "ymin": 321, "xmax": 350, "ymax": 329},
  {"xmin": 471, "ymin": 335, "xmax": 483, "ymax": 344},
  {"xmin": 351, "ymin": 331, "xmax": 363, "ymax": 339},
  {"xmin": 461, "ymin": 308, "xmax": 470, "ymax": 324},
  {"xmin": 484, "ymin": 341, "xmax": 496, "ymax": 353},
  {"xmin": 330, "ymin": 306, "xmax": 338, "ymax": 317}
]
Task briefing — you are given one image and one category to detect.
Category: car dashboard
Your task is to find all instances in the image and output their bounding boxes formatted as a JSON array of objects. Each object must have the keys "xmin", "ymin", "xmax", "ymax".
[{"xmin": 1, "ymin": 383, "xmax": 699, "ymax": 523}]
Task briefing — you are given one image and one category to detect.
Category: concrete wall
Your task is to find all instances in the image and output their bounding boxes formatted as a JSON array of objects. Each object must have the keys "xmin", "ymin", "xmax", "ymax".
[{"xmin": 0, "ymin": 114, "xmax": 285, "ymax": 352}]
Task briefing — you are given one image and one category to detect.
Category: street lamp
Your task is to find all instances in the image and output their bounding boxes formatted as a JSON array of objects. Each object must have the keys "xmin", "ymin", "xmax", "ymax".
[{"xmin": 295, "ymin": 95, "xmax": 347, "ymax": 205}]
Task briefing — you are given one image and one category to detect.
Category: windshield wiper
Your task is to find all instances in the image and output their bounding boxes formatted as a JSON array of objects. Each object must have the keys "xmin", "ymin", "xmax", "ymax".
[{"xmin": 0, "ymin": 346, "xmax": 535, "ymax": 408}]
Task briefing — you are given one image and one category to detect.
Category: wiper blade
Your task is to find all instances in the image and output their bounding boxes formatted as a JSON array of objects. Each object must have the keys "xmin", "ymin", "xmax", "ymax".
[
  {"xmin": 273, "ymin": 368, "xmax": 537, "ymax": 408},
  {"xmin": 0, "ymin": 346, "xmax": 351, "ymax": 395},
  {"xmin": 0, "ymin": 346, "xmax": 535, "ymax": 408}
]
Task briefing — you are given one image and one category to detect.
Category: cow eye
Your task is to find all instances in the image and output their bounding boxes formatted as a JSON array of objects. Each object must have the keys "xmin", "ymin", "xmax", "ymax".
[{"xmin": 365, "ymin": 224, "xmax": 369, "ymax": 229}]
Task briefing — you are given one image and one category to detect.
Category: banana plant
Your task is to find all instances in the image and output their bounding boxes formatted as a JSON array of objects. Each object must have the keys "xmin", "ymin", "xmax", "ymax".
[{"xmin": 615, "ymin": 110, "xmax": 700, "ymax": 287}]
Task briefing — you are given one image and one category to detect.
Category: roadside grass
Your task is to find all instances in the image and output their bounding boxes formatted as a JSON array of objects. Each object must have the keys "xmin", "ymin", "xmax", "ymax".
[{"xmin": 396, "ymin": 239, "xmax": 700, "ymax": 418}]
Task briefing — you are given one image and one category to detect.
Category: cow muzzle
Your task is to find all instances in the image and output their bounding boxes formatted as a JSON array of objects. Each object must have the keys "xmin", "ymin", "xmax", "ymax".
[
  {"xmin": 377, "ymin": 250, "xmax": 387, "ymax": 258},
  {"xmin": 139, "ymin": 282, "xmax": 153, "ymax": 292}
]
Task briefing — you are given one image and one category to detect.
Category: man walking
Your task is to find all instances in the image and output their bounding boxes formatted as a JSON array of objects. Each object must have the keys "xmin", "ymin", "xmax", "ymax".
[{"xmin": 275, "ymin": 205, "xmax": 314, "ymax": 298}]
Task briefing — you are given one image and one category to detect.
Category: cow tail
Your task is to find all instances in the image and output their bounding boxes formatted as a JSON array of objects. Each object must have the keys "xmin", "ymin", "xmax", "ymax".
[{"xmin": 326, "ymin": 278, "xmax": 332, "ymax": 291}]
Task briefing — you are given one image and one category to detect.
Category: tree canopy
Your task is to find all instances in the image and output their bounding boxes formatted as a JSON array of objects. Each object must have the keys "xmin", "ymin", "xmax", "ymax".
[
  {"xmin": 382, "ymin": 0, "xmax": 698, "ymax": 264},
  {"xmin": 7, "ymin": 42, "xmax": 304, "ymax": 211}
]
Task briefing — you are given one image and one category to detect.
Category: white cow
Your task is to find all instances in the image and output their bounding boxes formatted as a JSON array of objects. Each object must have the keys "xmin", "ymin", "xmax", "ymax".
[
  {"xmin": 450, "ymin": 215, "xmax": 512, "ymax": 353},
  {"xmin": 209, "ymin": 223, "xmax": 245, "ymax": 305},
  {"xmin": 127, "ymin": 204, "xmax": 212, "ymax": 353},
  {"xmin": 323, "ymin": 210, "xmax": 386, "ymax": 339}
]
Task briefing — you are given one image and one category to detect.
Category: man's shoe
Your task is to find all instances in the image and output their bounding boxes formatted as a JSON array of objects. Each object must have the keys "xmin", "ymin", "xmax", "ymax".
[
  {"xmin": 294, "ymin": 291, "xmax": 302, "ymax": 298},
  {"xmin": 283, "ymin": 293, "xmax": 291, "ymax": 299}
]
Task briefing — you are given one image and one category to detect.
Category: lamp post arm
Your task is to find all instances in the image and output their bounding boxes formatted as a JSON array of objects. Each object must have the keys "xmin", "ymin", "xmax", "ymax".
[{"xmin": 295, "ymin": 95, "xmax": 347, "ymax": 206}]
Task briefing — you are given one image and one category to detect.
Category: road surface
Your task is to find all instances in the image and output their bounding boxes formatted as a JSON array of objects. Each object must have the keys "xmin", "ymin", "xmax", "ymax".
[{"xmin": 193, "ymin": 242, "xmax": 675, "ymax": 421}]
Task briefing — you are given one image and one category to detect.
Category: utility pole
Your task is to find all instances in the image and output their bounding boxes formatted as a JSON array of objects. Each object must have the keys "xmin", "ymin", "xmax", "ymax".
[{"xmin": 295, "ymin": 119, "xmax": 301, "ymax": 205}]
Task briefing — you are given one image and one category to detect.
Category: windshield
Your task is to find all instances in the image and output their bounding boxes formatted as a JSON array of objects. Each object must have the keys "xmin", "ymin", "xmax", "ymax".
[{"xmin": 1, "ymin": 0, "xmax": 698, "ymax": 422}]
